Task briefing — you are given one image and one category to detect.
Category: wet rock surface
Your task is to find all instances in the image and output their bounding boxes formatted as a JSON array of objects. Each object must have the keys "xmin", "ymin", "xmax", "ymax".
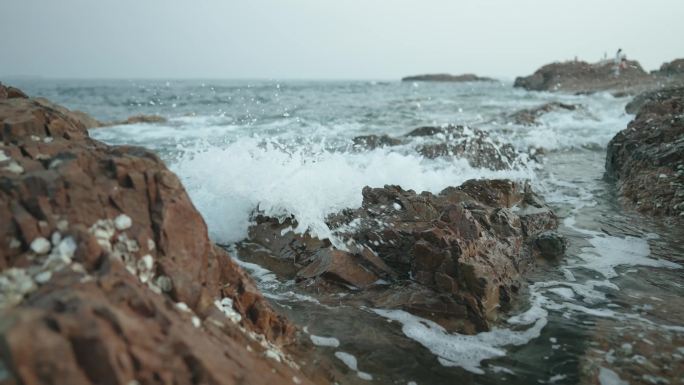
[
  {"xmin": 654, "ymin": 58, "xmax": 684, "ymax": 78},
  {"xmin": 0, "ymin": 84, "xmax": 328, "ymax": 385},
  {"xmin": 401, "ymin": 74, "xmax": 495, "ymax": 82},
  {"xmin": 507, "ymin": 102, "xmax": 578, "ymax": 126},
  {"xmin": 514, "ymin": 60, "xmax": 655, "ymax": 94},
  {"xmin": 352, "ymin": 125, "xmax": 525, "ymax": 170},
  {"xmin": 624, "ymin": 86, "xmax": 684, "ymax": 114},
  {"xmin": 605, "ymin": 87, "xmax": 684, "ymax": 219},
  {"xmin": 241, "ymin": 180, "xmax": 561, "ymax": 334}
]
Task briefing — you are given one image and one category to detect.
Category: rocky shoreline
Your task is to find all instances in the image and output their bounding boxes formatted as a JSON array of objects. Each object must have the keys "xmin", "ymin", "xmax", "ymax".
[
  {"xmin": 1, "ymin": 56, "xmax": 683, "ymax": 383},
  {"xmin": 0, "ymin": 84, "xmax": 334, "ymax": 385},
  {"xmin": 514, "ymin": 58, "xmax": 684, "ymax": 95},
  {"xmin": 605, "ymin": 86, "xmax": 684, "ymax": 220}
]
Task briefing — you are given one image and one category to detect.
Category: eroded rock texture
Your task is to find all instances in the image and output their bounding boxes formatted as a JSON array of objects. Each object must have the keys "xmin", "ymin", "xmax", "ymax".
[
  {"xmin": 242, "ymin": 180, "xmax": 563, "ymax": 334},
  {"xmin": 0, "ymin": 84, "xmax": 327, "ymax": 385},
  {"xmin": 352, "ymin": 125, "xmax": 525, "ymax": 171},
  {"xmin": 514, "ymin": 60, "xmax": 654, "ymax": 94},
  {"xmin": 606, "ymin": 87, "xmax": 684, "ymax": 219}
]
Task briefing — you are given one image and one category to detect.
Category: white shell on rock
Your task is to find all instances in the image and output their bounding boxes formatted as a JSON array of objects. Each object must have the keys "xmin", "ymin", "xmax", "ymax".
[
  {"xmin": 34, "ymin": 270, "xmax": 53, "ymax": 284},
  {"xmin": 51, "ymin": 231, "xmax": 62, "ymax": 246},
  {"xmin": 3, "ymin": 161, "xmax": 24, "ymax": 174},
  {"xmin": 30, "ymin": 237, "xmax": 51, "ymax": 255},
  {"xmin": 114, "ymin": 214, "xmax": 132, "ymax": 230}
]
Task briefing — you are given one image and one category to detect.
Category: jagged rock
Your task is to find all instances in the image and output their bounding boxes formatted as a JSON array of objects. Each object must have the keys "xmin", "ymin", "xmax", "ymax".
[
  {"xmin": 401, "ymin": 73, "xmax": 495, "ymax": 82},
  {"xmin": 351, "ymin": 125, "xmax": 525, "ymax": 170},
  {"xmin": 654, "ymin": 58, "xmax": 684, "ymax": 78},
  {"xmin": 0, "ymin": 265, "xmax": 321, "ymax": 385},
  {"xmin": 624, "ymin": 86, "xmax": 684, "ymax": 114},
  {"xmin": 0, "ymin": 83, "xmax": 28, "ymax": 100},
  {"xmin": 514, "ymin": 60, "xmax": 654, "ymax": 94},
  {"xmin": 0, "ymin": 87, "xmax": 328, "ymax": 384},
  {"xmin": 533, "ymin": 231, "xmax": 567, "ymax": 260},
  {"xmin": 508, "ymin": 102, "xmax": 578, "ymax": 126},
  {"xmin": 242, "ymin": 180, "xmax": 561, "ymax": 334},
  {"xmin": 408, "ymin": 125, "xmax": 524, "ymax": 170},
  {"xmin": 605, "ymin": 87, "xmax": 684, "ymax": 219}
]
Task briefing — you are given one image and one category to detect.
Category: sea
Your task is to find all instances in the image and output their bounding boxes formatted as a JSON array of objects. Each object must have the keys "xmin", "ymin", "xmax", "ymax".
[{"xmin": 11, "ymin": 78, "xmax": 684, "ymax": 385}]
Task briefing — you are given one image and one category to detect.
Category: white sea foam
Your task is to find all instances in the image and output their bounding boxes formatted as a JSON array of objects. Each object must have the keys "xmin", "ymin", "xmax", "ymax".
[
  {"xmin": 172, "ymin": 137, "xmax": 533, "ymax": 245},
  {"xmin": 310, "ymin": 334, "xmax": 340, "ymax": 348},
  {"xmin": 334, "ymin": 351, "xmax": 373, "ymax": 380},
  {"xmin": 372, "ymin": 308, "xmax": 547, "ymax": 374},
  {"xmin": 564, "ymin": 217, "xmax": 681, "ymax": 278},
  {"xmin": 598, "ymin": 367, "xmax": 628, "ymax": 385}
]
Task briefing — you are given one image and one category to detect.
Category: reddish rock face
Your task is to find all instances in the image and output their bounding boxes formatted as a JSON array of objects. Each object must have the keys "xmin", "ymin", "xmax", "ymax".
[
  {"xmin": 243, "ymin": 180, "xmax": 562, "ymax": 334},
  {"xmin": 0, "ymin": 85, "xmax": 325, "ymax": 385},
  {"xmin": 606, "ymin": 87, "xmax": 684, "ymax": 220}
]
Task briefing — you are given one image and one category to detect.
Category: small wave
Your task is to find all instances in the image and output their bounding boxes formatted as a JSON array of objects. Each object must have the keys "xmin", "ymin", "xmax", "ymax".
[{"xmin": 171, "ymin": 137, "xmax": 534, "ymax": 244}]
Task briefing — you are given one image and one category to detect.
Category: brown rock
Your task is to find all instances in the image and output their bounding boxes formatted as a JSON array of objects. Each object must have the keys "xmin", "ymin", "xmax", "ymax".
[
  {"xmin": 297, "ymin": 249, "xmax": 379, "ymax": 289},
  {"xmin": 243, "ymin": 180, "xmax": 561, "ymax": 334},
  {"xmin": 0, "ymin": 88, "xmax": 327, "ymax": 384},
  {"xmin": 624, "ymin": 86, "xmax": 684, "ymax": 114},
  {"xmin": 514, "ymin": 59, "xmax": 655, "ymax": 94},
  {"xmin": 508, "ymin": 102, "xmax": 578, "ymax": 126},
  {"xmin": 0, "ymin": 83, "xmax": 28, "ymax": 100},
  {"xmin": 407, "ymin": 125, "xmax": 524, "ymax": 170},
  {"xmin": 654, "ymin": 58, "xmax": 684, "ymax": 78},
  {"xmin": 605, "ymin": 87, "xmax": 684, "ymax": 219},
  {"xmin": 0, "ymin": 265, "xmax": 317, "ymax": 385}
]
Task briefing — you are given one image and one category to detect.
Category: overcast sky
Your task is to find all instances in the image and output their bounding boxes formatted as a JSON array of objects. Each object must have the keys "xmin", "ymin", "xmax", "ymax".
[{"xmin": 1, "ymin": 0, "xmax": 682, "ymax": 80}]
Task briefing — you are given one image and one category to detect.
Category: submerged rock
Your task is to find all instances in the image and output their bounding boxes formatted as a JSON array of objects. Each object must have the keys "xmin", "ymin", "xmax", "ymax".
[
  {"xmin": 241, "ymin": 180, "xmax": 562, "ymax": 334},
  {"xmin": 401, "ymin": 73, "xmax": 496, "ymax": 82},
  {"xmin": 605, "ymin": 87, "xmax": 684, "ymax": 219},
  {"xmin": 508, "ymin": 102, "xmax": 578, "ymax": 126},
  {"xmin": 514, "ymin": 59, "xmax": 654, "ymax": 94},
  {"xmin": 0, "ymin": 86, "xmax": 328, "ymax": 385},
  {"xmin": 352, "ymin": 134, "xmax": 402, "ymax": 149}
]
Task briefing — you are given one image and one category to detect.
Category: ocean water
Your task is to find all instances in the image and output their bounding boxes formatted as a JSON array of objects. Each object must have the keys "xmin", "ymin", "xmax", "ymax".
[{"xmin": 12, "ymin": 79, "xmax": 684, "ymax": 385}]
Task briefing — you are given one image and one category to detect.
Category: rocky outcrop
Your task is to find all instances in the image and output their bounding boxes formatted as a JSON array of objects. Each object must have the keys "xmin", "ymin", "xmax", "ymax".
[
  {"xmin": 0, "ymin": 84, "xmax": 327, "ymax": 385},
  {"xmin": 402, "ymin": 73, "xmax": 495, "ymax": 82},
  {"xmin": 654, "ymin": 58, "xmax": 684, "ymax": 78},
  {"xmin": 514, "ymin": 60, "xmax": 654, "ymax": 94},
  {"xmin": 352, "ymin": 125, "xmax": 525, "ymax": 170},
  {"xmin": 240, "ymin": 180, "xmax": 562, "ymax": 334},
  {"xmin": 605, "ymin": 87, "xmax": 684, "ymax": 219},
  {"xmin": 508, "ymin": 102, "xmax": 578, "ymax": 126},
  {"xmin": 624, "ymin": 86, "xmax": 684, "ymax": 114}
]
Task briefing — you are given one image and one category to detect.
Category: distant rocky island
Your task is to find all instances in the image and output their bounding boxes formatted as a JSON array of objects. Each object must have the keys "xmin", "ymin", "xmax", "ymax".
[
  {"xmin": 401, "ymin": 73, "xmax": 495, "ymax": 82},
  {"xmin": 514, "ymin": 58, "xmax": 684, "ymax": 95}
]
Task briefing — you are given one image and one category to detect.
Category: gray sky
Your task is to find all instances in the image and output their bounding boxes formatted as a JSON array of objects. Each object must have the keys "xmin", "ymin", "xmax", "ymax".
[{"xmin": 1, "ymin": 0, "xmax": 683, "ymax": 80}]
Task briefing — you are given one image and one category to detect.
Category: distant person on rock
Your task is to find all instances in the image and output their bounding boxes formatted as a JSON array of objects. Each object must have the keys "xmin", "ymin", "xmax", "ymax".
[{"xmin": 614, "ymin": 48, "xmax": 626, "ymax": 76}]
